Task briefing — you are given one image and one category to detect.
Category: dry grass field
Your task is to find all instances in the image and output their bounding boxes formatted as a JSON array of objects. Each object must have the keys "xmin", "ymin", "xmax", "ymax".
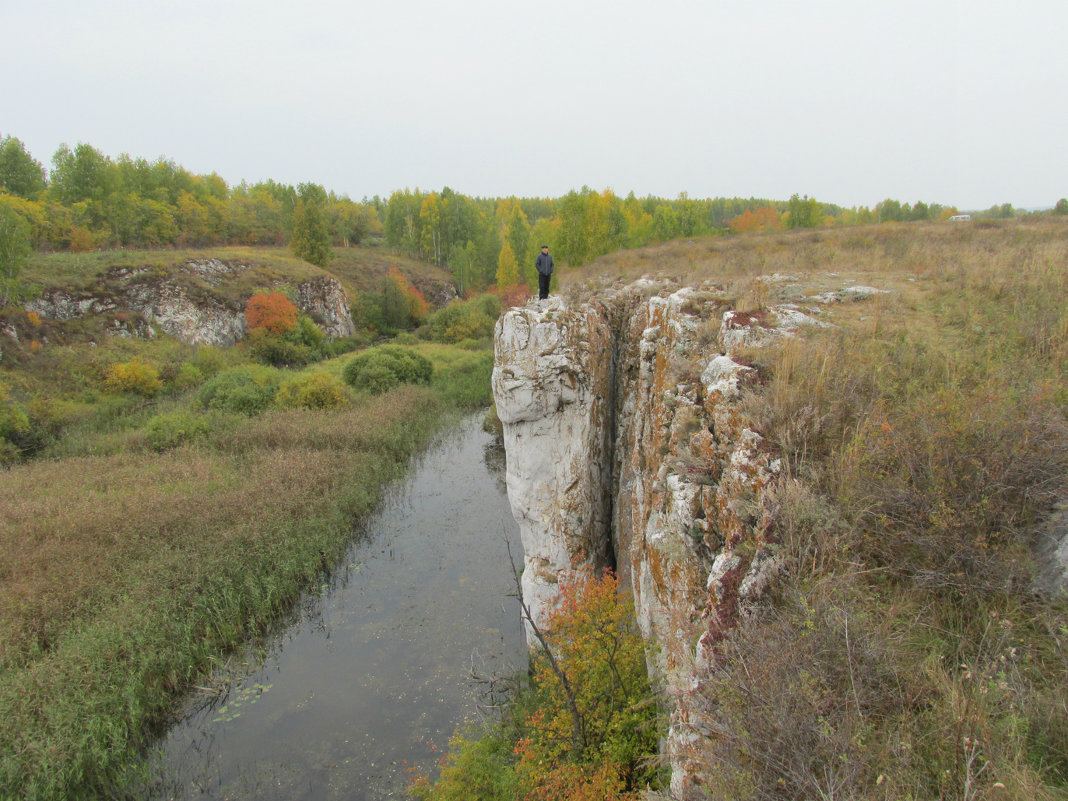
[{"xmin": 572, "ymin": 219, "xmax": 1068, "ymax": 800}]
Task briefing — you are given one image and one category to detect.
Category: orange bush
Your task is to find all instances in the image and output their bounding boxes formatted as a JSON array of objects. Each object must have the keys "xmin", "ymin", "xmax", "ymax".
[
  {"xmin": 728, "ymin": 205, "xmax": 782, "ymax": 234},
  {"xmin": 245, "ymin": 292, "xmax": 298, "ymax": 335}
]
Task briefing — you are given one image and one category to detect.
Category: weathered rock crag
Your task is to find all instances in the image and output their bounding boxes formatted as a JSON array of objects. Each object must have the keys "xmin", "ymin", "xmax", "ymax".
[
  {"xmin": 493, "ymin": 279, "xmax": 838, "ymax": 798},
  {"xmin": 25, "ymin": 259, "xmax": 355, "ymax": 346}
]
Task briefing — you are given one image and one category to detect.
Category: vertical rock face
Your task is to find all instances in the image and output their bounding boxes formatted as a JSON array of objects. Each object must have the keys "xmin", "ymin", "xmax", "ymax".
[
  {"xmin": 491, "ymin": 297, "xmax": 617, "ymax": 634},
  {"xmin": 493, "ymin": 282, "xmax": 791, "ymax": 799},
  {"xmin": 296, "ymin": 276, "xmax": 356, "ymax": 339}
]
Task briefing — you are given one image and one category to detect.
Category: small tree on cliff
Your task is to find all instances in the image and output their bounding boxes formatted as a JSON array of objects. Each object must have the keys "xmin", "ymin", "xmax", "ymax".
[{"xmin": 411, "ymin": 560, "xmax": 659, "ymax": 801}]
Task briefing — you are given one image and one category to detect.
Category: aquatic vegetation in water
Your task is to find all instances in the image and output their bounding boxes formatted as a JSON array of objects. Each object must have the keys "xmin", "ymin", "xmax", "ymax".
[{"xmin": 211, "ymin": 682, "xmax": 274, "ymax": 724}]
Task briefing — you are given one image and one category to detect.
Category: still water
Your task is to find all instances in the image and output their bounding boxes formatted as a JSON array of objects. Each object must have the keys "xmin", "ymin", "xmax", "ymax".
[{"xmin": 147, "ymin": 414, "xmax": 525, "ymax": 800}]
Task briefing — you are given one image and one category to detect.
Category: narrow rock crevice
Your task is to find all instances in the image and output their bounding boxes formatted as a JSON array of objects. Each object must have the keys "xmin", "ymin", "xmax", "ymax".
[{"xmin": 492, "ymin": 280, "xmax": 806, "ymax": 799}]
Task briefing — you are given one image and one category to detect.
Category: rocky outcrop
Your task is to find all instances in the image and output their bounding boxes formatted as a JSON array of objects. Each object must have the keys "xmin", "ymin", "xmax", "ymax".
[
  {"xmin": 492, "ymin": 297, "xmax": 618, "ymax": 635},
  {"xmin": 25, "ymin": 260, "xmax": 355, "ymax": 347},
  {"xmin": 493, "ymin": 278, "xmax": 852, "ymax": 799},
  {"xmin": 1034, "ymin": 499, "xmax": 1068, "ymax": 597},
  {"xmin": 296, "ymin": 276, "xmax": 356, "ymax": 339},
  {"xmin": 122, "ymin": 279, "xmax": 247, "ymax": 345}
]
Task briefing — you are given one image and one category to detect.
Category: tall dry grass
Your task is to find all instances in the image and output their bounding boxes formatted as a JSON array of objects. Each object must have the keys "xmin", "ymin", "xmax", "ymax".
[
  {"xmin": 671, "ymin": 219, "xmax": 1068, "ymax": 798},
  {"xmin": 0, "ymin": 386, "xmax": 446, "ymax": 798}
]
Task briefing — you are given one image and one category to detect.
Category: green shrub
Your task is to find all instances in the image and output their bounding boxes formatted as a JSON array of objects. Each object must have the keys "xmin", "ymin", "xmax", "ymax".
[
  {"xmin": 472, "ymin": 293, "xmax": 502, "ymax": 319},
  {"xmin": 410, "ymin": 726, "xmax": 518, "ymax": 801},
  {"xmin": 294, "ymin": 315, "xmax": 327, "ymax": 352},
  {"xmin": 421, "ymin": 295, "xmax": 499, "ymax": 343},
  {"xmin": 195, "ymin": 366, "xmax": 282, "ymax": 415},
  {"xmin": 0, "ymin": 383, "xmax": 29, "ymax": 441},
  {"xmin": 0, "ymin": 383, "xmax": 29, "ymax": 464},
  {"xmin": 145, "ymin": 412, "xmax": 210, "ymax": 452},
  {"xmin": 348, "ymin": 363, "xmax": 398, "ymax": 395},
  {"xmin": 275, "ymin": 372, "xmax": 350, "ymax": 410},
  {"xmin": 189, "ymin": 345, "xmax": 229, "ymax": 378},
  {"xmin": 104, "ymin": 358, "xmax": 162, "ymax": 397},
  {"xmin": 342, "ymin": 345, "xmax": 432, "ymax": 394},
  {"xmin": 246, "ymin": 316, "xmax": 329, "ymax": 367},
  {"xmin": 172, "ymin": 362, "xmax": 204, "ymax": 389},
  {"xmin": 246, "ymin": 328, "xmax": 312, "ymax": 367},
  {"xmin": 324, "ymin": 332, "xmax": 372, "ymax": 357},
  {"xmin": 429, "ymin": 349, "xmax": 493, "ymax": 409},
  {"xmin": 351, "ymin": 290, "xmax": 386, "ymax": 333}
]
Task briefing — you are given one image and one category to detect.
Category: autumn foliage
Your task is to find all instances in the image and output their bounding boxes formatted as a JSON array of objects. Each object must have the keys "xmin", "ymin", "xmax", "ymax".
[
  {"xmin": 411, "ymin": 566, "xmax": 660, "ymax": 801},
  {"xmin": 515, "ymin": 566, "xmax": 658, "ymax": 797},
  {"xmin": 245, "ymin": 291, "xmax": 298, "ymax": 335},
  {"xmin": 496, "ymin": 283, "xmax": 531, "ymax": 309},
  {"xmin": 386, "ymin": 266, "xmax": 429, "ymax": 327},
  {"xmin": 104, "ymin": 358, "xmax": 163, "ymax": 397},
  {"xmin": 728, "ymin": 205, "xmax": 782, "ymax": 234}
]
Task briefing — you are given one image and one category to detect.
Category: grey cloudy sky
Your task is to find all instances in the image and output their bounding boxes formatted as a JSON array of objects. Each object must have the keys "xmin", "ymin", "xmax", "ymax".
[{"xmin": 3, "ymin": 0, "xmax": 1066, "ymax": 210}]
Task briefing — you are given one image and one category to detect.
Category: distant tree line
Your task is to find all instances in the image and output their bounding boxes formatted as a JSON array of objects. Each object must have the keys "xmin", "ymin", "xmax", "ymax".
[
  {"xmin": 1, "ymin": 134, "xmax": 1063, "ymax": 299},
  {"xmin": 0, "ymin": 137, "xmax": 377, "ymax": 265}
]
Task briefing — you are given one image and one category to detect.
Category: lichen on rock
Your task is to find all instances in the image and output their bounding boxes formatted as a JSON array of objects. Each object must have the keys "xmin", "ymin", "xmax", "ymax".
[{"xmin": 493, "ymin": 276, "xmax": 878, "ymax": 798}]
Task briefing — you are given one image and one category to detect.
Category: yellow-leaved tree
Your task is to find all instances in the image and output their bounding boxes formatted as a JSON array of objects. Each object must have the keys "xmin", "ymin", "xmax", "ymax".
[
  {"xmin": 515, "ymin": 566, "xmax": 659, "ymax": 799},
  {"xmin": 495, "ymin": 241, "xmax": 521, "ymax": 291}
]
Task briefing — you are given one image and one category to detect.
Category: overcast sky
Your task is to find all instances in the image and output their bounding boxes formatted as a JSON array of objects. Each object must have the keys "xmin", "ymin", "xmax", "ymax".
[{"xmin": 2, "ymin": 0, "xmax": 1066, "ymax": 210}]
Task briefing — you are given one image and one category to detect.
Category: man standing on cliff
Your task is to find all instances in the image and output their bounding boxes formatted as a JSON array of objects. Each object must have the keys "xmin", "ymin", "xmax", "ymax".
[{"xmin": 535, "ymin": 244, "xmax": 554, "ymax": 300}]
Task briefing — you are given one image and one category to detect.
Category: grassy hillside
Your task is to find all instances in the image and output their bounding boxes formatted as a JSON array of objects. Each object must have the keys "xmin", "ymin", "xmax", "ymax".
[
  {"xmin": 22, "ymin": 243, "xmax": 456, "ymax": 307},
  {"xmin": 326, "ymin": 245, "xmax": 458, "ymax": 300}
]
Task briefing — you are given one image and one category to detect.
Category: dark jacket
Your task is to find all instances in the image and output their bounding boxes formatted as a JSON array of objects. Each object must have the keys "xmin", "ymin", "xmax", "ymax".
[{"xmin": 535, "ymin": 251, "xmax": 554, "ymax": 276}]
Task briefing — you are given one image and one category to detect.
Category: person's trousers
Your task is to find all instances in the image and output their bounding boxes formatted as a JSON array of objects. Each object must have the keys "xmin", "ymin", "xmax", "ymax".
[{"xmin": 538, "ymin": 272, "xmax": 551, "ymax": 299}]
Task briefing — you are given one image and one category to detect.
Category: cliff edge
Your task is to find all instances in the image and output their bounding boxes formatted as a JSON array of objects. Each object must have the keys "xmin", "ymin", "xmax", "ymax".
[{"xmin": 492, "ymin": 278, "xmax": 850, "ymax": 798}]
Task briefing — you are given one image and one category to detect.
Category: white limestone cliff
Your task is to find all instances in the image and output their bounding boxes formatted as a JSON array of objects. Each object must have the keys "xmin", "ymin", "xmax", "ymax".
[
  {"xmin": 493, "ymin": 280, "xmax": 838, "ymax": 799},
  {"xmin": 491, "ymin": 297, "xmax": 617, "ymax": 634}
]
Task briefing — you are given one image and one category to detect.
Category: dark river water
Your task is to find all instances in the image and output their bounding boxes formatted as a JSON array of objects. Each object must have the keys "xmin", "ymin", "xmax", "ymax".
[{"xmin": 146, "ymin": 413, "xmax": 525, "ymax": 800}]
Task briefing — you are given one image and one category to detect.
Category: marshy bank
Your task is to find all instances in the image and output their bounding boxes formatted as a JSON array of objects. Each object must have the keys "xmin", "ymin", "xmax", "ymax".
[
  {"xmin": 143, "ymin": 413, "xmax": 524, "ymax": 800},
  {"xmin": 0, "ymin": 344, "xmax": 499, "ymax": 799}
]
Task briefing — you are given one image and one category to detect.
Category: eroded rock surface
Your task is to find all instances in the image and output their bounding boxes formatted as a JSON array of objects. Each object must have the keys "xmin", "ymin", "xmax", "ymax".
[
  {"xmin": 25, "ymin": 260, "xmax": 355, "ymax": 346},
  {"xmin": 492, "ymin": 297, "xmax": 617, "ymax": 634},
  {"xmin": 493, "ymin": 279, "xmax": 856, "ymax": 798}
]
